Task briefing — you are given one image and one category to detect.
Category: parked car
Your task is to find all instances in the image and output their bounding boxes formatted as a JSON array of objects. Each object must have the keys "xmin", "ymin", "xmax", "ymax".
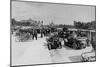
[
  {"xmin": 77, "ymin": 37, "xmax": 87, "ymax": 48},
  {"xmin": 64, "ymin": 38, "xmax": 83, "ymax": 49},
  {"xmin": 81, "ymin": 51, "xmax": 96, "ymax": 62},
  {"xmin": 46, "ymin": 35, "xmax": 62, "ymax": 50}
]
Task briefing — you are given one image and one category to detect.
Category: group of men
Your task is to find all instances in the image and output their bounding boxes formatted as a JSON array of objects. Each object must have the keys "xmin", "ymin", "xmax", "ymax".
[
  {"xmin": 18, "ymin": 27, "xmax": 79, "ymax": 41},
  {"xmin": 18, "ymin": 29, "xmax": 38, "ymax": 40},
  {"xmin": 18, "ymin": 28, "xmax": 52, "ymax": 40}
]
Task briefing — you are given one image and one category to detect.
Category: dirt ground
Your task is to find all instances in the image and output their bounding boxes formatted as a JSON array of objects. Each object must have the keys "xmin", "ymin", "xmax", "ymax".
[{"xmin": 11, "ymin": 34, "xmax": 93, "ymax": 66}]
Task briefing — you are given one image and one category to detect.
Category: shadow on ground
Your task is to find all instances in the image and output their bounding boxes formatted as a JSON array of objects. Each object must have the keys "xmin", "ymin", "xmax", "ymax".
[
  {"xmin": 68, "ymin": 55, "xmax": 82, "ymax": 62},
  {"xmin": 63, "ymin": 45, "xmax": 74, "ymax": 50}
]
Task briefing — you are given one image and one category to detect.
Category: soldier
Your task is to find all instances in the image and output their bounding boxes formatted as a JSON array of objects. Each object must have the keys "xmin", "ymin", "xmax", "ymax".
[
  {"xmin": 40, "ymin": 29, "xmax": 43, "ymax": 38},
  {"xmin": 33, "ymin": 30, "xmax": 37, "ymax": 40},
  {"xmin": 34, "ymin": 30, "xmax": 37, "ymax": 40},
  {"xmin": 43, "ymin": 29, "xmax": 46, "ymax": 36}
]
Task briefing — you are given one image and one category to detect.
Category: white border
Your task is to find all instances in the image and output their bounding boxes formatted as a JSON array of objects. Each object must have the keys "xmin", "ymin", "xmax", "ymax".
[{"xmin": 0, "ymin": 0, "xmax": 98, "ymax": 67}]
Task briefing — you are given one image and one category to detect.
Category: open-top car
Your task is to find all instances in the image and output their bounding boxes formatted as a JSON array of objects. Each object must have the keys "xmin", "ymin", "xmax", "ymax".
[{"xmin": 81, "ymin": 51, "xmax": 96, "ymax": 62}]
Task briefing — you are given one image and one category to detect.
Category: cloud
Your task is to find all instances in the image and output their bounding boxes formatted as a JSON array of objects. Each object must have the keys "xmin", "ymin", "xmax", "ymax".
[{"xmin": 12, "ymin": 1, "xmax": 95, "ymax": 25}]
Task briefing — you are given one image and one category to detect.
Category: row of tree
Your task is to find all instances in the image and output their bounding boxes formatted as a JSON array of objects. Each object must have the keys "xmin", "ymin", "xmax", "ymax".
[
  {"xmin": 74, "ymin": 21, "xmax": 96, "ymax": 30},
  {"xmin": 11, "ymin": 18, "xmax": 96, "ymax": 30},
  {"xmin": 11, "ymin": 18, "xmax": 43, "ymax": 27}
]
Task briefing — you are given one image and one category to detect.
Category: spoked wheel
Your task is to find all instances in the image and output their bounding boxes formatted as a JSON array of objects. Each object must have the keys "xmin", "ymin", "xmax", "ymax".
[
  {"xmin": 73, "ymin": 43, "xmax": 78, "ymax": 49},
  {"xmin": 47, "ymin": 43, "xmax": 52, "ymax": 50}
]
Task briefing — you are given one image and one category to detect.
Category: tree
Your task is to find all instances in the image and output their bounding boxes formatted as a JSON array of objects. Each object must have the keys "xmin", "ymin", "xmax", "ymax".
[
  {"xmin": 11, "ymin": 18, "xmax": 16, "ymax": 26},
  {"xmin": 74, "ymin": 21, "xmax": 96, "ymax": 30}
]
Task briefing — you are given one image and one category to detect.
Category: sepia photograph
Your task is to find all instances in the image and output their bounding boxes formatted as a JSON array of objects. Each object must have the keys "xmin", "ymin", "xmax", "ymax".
[{"xmin": 11, "ymin": 0, "xmax": 96, "ymax": 66}]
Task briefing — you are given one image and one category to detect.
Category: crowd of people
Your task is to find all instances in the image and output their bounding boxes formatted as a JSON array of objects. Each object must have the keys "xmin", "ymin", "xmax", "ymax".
[
  {"xmin": 15, "ymin": 27, "xmax": 92, "ymax": 50},
  {"xmin": 15, "ymin": 27, "xmax": 51, "ymax": 41}
]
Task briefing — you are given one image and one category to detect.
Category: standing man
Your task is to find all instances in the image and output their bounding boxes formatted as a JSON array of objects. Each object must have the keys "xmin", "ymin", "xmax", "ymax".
[
  {"xmin": 32, "ymin": 29, "xmax": 37, "ymax": 40},
  {"xmin": 71, "ymin": 31, "xmax": 77, "ymax": 39},
  {"xmin": 34, "ymin": 30, "xmax": 37, "ymax": 40},
  {"xmin": 40, "ymin": 29, "xmax": 43, "ymax": 38},
  {"xmin": 32, "ymin": 29, "xmax": 35, "ymax": 40}
]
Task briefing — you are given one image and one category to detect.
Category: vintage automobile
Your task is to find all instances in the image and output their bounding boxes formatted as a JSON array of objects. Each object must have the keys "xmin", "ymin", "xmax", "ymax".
[
  {"xmin": 81, "ymin": 51, "xmax": 96, "ymax": 62},
  {"xmin": 46, "ymin": 35, "xmax": 62, "ymax": 50},
  {"xmin": 64, "ymin": 37, "xmax": 87, "ymax": 49}
]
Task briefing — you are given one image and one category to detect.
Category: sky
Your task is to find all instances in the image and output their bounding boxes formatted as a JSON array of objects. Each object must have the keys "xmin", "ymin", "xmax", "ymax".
[{"xmin": 11, "ymin": 1, "xmax": 95, "ymax": 25}]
